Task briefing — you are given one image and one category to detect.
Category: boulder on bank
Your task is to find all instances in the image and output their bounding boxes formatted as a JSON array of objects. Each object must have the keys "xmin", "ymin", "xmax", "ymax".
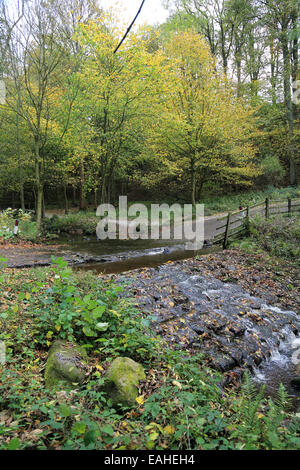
[
  {"xmin": 45, "ymin": 340, "xmax": 87, "ymax": 390},
  {"xmin": 104, "ymin": 357, "xmax": 145, "ymax": 407}
]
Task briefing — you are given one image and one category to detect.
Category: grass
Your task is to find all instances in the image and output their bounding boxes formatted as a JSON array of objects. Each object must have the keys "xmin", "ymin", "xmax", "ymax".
[{"xmin": 0, "ymin": 257, "xmax": 299, "ymax": 450}]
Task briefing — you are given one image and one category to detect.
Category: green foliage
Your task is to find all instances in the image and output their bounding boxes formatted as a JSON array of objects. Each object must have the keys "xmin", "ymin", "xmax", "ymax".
[
  {"xmin": 0, "ymin": 257, "xmax": 157, "ymax": 361},
  {"xmin": 259, "ymin": 156, "xmax": 285, "ymax": 186},
  {"xmin": 233, "ymin": 215, "xmax": 300, "ymax": 261},
  {"xmin": 0, "ymin": 208, "xmax": 38, "ymax": 241},
  {"xmin": 228, "ymin": 373, "xmax": 300, "ymax": 450},
  {"xmin": 42, "ymin": 212, "xmax": 98, "ymax": 236}
]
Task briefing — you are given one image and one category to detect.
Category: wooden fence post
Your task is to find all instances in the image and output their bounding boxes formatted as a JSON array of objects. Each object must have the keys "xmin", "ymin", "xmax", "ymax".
[
  {"xmin": 245, "ymin": 206, "xmax": 250, "ymax": 235},
  {"xmin": 265, "ymin": 198, "xmax": 269, "ymax": 219},
  {"xmin": 223, "ymin": 212, "xmax": 231, "ymax": 249},
  {"xmin": 288, "ymin": 198, "xmax": 292, "ymax": 217}
]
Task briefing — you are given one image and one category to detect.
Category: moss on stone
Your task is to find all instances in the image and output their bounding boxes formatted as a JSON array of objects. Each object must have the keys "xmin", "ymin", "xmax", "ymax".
[
  {"xmin": 104, "ymin": 357, "xmax": 145, "ymax": 407},
  {"xmin": 44, "ymin": 340, "xmax": 87, "ymax": 391}
]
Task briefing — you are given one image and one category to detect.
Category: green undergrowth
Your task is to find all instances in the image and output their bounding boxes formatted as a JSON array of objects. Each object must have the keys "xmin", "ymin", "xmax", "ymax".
[
  {"xmin": 230, "ymin": 214, "xmax": 300, "ymax": 263},
  {"xmin": 42, "ymin": 212, "xmax": 98, "ymax": 237},
  {"xmin": 0, "ymin": 208, "xmax": 39, "ymax": 242},
  {"xmin": 0, "ymin": 258, "xmax": 299, "ymax": 450}
]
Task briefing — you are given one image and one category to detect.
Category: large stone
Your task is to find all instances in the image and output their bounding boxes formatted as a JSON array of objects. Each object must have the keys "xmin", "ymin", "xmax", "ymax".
[
  {"xmin": 104, "ymin": 357, "xmax": 145, "ymax": 407},
  {"xmin": 45, "ymin": 340, "xmax": 87, "ymax": 390}
]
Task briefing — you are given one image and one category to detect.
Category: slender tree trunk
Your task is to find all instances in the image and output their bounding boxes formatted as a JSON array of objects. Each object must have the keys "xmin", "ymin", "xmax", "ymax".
[
  {"xmin": 34, "ymin": 139, "xmax": 43, "ymax": 230},
  {"xmin": 79, "ymin": 160, "xmax": 87, "ymax": 210},
  {"xmin": 94, "ymin": 188, "xmax": 98, "ymax": 209},
  {"xmin": 72, "ymin": 186, "xmax": 76, "ymax": 206},
  {"xmin": 291, "ymin": 12, "xmax": 298, "ymax": 86},
  {"xmin": 20, "ymin": 181, "xmax": 25, "ymax": 211},
  {"xmin": 64, "ymin": 184, "xmax": 69, "ymax": 214},
  {"xmin": 281, "ymin": 26, "xmax": 297, "ymax": 185},
  {"xmin": 236, "ymin": 56, "xmax": 242, "ymax": 98},
  {"xmin": 270, "ymin": 38, "xmax": 277, "ymax": 105},
  {"xmin": 191, "ymin": 159, "xmax": 196, "ymax": 207},
  {"xmin": 33, "ymin": 188, "xmax": 36, "ymax": 212},
  {"xmin": 42, "ymin": 191, "xmax": 45, "ymax": 219},
  {"xmin": 16, "ymin": 112, "xmax": 25, "ymax": 210},
  {"xmin": 100, "ymin": 173, "xmax": 107, "ymax": 205}
]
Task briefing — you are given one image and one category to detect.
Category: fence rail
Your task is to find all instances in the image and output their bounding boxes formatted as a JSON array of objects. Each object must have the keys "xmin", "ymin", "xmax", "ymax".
[{"xmin": 212, "ymin": 197, "xmax": 300, "ymax": 249}]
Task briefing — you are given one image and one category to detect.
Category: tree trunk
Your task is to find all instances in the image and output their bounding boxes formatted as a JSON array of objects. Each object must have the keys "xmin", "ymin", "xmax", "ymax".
[
  {"xmin": 94, "ymin": 188, "xmax": 98, "ymax": 209},
  {"xmin": 42, "ymin": 191, "xmax": 45, "ymax": 219},
  {"xmin": 64, "ymin": 185, "xmax": 69, "ymax": 214},
  {"xmin": 34, "ymin": 139, "xmax": 43, "ymax": 230},
  {"xmin": 100, "ymin": 176, "xmax": 107, "ymax": 205},
  {"xmin": 281, "ymin": 26, "xmax": 297, "ymax": 185},
  {"xmin": 79, "ymin": 160, "xmax": 87, "ymax": 210},
  {"xmin": 270, "ymin": 38, "xmax": 277, "ymax": 105},
  {"xmin": 236, "ymin": 56, "xmax": 242, "ymax": 98},
  {"xmin": 191, "ymin": 159, "xmax": 196, "ymax": 207},
  {"xmin": 16, "ymin": 111, "xmax": 25, "ymax": 210},
  {"xmin": 36, "ymin": 182, "xmax": 43, "ymax": 230},
  {"xmin": 72, "ymin": 186, "xmax": 76, "ymax": 206}
]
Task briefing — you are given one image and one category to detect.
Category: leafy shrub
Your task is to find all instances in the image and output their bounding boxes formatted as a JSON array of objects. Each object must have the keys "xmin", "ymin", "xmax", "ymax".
[
  {"xmin": 0, "ymin": 257, "xmax": 157, "ymax": 361},
  {"xmin": 247, "ymin": 215, "xmax": 300, "ymax": 260},
  {"xmin": 42, "ymin": 213, "xmax": 98, "ymax": 236}
]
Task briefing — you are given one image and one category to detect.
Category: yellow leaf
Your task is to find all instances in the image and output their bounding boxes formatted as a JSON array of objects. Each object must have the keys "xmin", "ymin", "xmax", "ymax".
[
  {"xmin": 163, "ymin": 425, "xmax": 175, "ymax": 435},
  {"xmin": 149, "ymin": 432, "xmax": 159, "ymax": 441},
  {"xmin": 55, "ymin": 325, "xmax": 61, "ymax": 331},
  {"xmin": 172, "ymin": 380, "xmax": 182, "ymax": 389},
  {"xmin": 136, "ymin": 395, "xmax": 145, "ymax": 405}
]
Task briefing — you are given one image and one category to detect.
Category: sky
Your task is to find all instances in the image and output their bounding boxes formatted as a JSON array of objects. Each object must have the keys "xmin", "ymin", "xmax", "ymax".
[{"xmin": 105, "ymin": 0, "xmax": 170, "ymax": 26}]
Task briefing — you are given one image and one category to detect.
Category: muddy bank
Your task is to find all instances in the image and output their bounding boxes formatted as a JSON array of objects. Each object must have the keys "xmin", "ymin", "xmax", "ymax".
[{"xmin": 106, "ymin": 251, "xmax": 300, "ymax": 399}]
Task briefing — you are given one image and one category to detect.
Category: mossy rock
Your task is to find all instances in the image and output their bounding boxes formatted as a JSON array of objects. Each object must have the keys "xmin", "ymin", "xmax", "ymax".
[
  {"xmin": 104, "ymin": 357, "xmax": 145, "ymax": 407},
  {"xmin": 45, "ymin": 340, "xmax": 87, "ymax": 391}
]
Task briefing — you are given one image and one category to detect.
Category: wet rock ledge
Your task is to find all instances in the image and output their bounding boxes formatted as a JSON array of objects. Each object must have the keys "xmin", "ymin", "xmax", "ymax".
[{"xmin": 107, "ymin": 252, "xmax": 300, "ymax": 393}]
